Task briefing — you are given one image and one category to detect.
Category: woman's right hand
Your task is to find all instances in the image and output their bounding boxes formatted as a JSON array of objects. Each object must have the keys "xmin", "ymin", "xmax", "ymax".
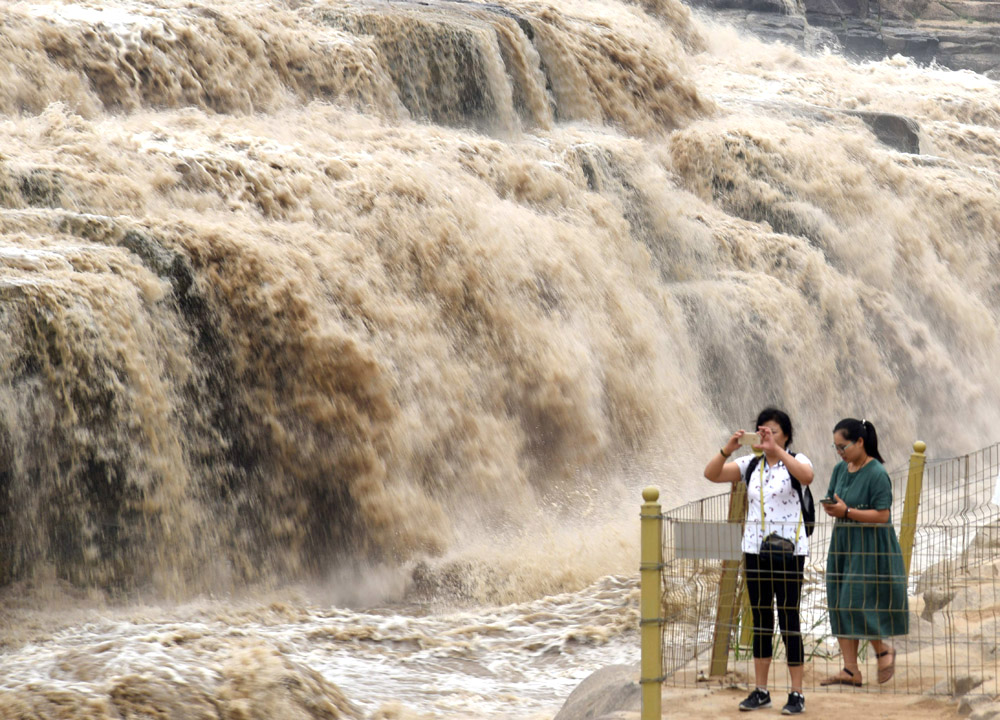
[
  {"xmin": 705, "ymin": 430, "xmax": 744, "ymax": 483},
  {"xmin": 723, "ymin": 430, "xmax": 743, "ymax": 458}
]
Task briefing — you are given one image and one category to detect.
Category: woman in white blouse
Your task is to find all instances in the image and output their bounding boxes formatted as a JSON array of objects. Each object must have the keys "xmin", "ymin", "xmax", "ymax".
[{"xmin": 704, "ymin": 408, "xmax": 815, "ymax": 715}]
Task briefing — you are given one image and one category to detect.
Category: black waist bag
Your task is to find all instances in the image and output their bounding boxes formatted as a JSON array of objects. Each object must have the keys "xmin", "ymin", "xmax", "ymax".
[{"xmin": 759, "ymin": 532, "xmax": 795, "ymax": 556}]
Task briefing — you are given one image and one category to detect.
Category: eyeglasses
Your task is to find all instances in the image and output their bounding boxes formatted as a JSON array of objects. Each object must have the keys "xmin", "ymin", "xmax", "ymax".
[{"xmin": 832, "ymin": 440, "xmax": 857, "ymax": 453}]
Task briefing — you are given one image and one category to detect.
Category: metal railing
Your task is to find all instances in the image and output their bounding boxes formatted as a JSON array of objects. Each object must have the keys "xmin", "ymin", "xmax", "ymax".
[{"xmin": 639, "ymin": 441, "xmax": 1000, "ymax": 720}]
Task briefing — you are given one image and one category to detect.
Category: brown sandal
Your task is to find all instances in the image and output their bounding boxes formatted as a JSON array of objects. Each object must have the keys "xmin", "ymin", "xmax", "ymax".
[
  {"xmin": 820, "ymin": 667, "xmax": 863, "ymax": 686},
  {"xmin": 877, "ymin": 647, "xmax": 896, "ymax": 684}
]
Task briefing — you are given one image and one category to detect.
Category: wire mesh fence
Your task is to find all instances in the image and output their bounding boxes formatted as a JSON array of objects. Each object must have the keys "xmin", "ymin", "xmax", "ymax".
[{"xmin": 656, "ymin": 442, "xmax": 1000, "ymax": 697}]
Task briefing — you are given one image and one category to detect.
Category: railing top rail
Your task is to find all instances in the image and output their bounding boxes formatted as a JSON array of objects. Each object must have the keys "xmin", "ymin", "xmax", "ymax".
[{"xmin": 667, "ymin": 441, "xmax": 1000, "ymax": 526}]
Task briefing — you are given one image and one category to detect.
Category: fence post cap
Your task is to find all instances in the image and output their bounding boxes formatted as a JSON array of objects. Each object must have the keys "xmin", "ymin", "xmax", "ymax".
[
  {"xmin": 913, "ymin": 440, "xmax": 926, "ymax": 454},
  {"xmin": 642, "ymin": 486, "xmax": 660, "ymax": 502}
]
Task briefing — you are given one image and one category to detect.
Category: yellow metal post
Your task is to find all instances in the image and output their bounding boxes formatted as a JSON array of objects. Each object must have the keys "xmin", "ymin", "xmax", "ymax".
[
  {"xmin": 640, "ymin": 486, "xmax": 662, "ymax": 720},
  {"xmin": 899, "ymin": 440, "xmax": 926, "ymax": 576},
  {"xmin": 709, "ymin": 480, "xmax": 747, "ymax": 676}
]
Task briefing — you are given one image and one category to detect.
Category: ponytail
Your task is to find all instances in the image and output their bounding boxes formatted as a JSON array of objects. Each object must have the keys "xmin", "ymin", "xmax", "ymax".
[{"xmin": 833, "ymin": 417, "xmax": 885, "ymax": 463}]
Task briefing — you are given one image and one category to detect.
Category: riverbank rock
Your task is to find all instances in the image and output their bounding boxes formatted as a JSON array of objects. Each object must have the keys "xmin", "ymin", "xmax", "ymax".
[
  {"xmin": 849, "ymin": 111, "xmax": 922, "ymax": 153},
  {"xmin": 553, "ymin": 664, "xmax": 641, "ymax": 720}
]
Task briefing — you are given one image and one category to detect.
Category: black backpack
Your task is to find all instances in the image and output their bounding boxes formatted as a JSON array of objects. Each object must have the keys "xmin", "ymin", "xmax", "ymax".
[{"xmin": 744, "ymin": 453, "xmax": 816, "ymax": 537}]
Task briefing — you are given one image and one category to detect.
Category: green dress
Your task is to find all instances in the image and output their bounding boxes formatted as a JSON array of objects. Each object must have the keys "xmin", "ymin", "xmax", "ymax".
[{"xmin": 825, "ymin": 459, "xmax": 909, "ymax": 638}]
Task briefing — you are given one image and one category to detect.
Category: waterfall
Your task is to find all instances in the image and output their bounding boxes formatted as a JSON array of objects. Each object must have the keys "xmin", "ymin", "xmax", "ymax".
[{"xmin": 1, "ymin": 0, "xmax": 998, "ymax": 601}]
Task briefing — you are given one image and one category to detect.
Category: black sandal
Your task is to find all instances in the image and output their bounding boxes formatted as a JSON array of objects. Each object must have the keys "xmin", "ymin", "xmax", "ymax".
[
  {"xmin": 877, "ymin": 648, "xmax": 896, "ymax": 684},
  {"xmin": 820, "ymin": 667, "xmax": 863, "ymax": 686}
]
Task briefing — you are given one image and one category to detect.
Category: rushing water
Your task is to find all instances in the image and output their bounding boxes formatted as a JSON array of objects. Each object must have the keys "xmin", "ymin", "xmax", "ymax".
[
  {"xmin": 0, "ymin": 574, "xmax": 639, "ymax": 718},
  {"xmin": 1, "ymin": 0, "xmax": 999, "ymax": 717}
]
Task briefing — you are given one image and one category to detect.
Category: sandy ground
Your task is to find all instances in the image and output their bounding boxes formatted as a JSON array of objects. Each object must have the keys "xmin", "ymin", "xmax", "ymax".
[
  {"xmin": 558, "ymin": 649, "xmax": 982, "ymax": 720},
  {"xmin": 648, "ymin": 648, "xmax": 984, "ymax": 719},
  {"xmin": 657, "ymin": 683, "xmax": 963, "ymax": 719}
]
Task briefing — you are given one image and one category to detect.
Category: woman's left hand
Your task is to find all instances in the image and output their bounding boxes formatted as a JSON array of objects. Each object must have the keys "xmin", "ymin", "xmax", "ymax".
[
  {"xmin": 822, "ymin": 493, "xmax": 846, "ymax": 518},
  {"xmin": 757, "ymin": 425, "xmax": 777, "ymax": 453}
]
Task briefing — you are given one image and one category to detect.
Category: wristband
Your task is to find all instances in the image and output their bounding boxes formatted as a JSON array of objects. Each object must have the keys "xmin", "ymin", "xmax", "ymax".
[{"xmin": 720, "ymin": 448, "xmax": 731, "ymax": 459}]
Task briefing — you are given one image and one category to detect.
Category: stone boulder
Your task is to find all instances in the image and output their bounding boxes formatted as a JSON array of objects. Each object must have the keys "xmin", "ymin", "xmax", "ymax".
[
  {"xmin": 849, "ymin": 111, "xmax": 922, "ymax": 154},
  {"xmin": 554, "ymin": 665, "xmax": 641, "ymax": 720}
]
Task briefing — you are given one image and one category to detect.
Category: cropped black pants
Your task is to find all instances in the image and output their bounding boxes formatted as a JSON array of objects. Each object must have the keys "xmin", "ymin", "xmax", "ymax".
[{"xmin": 745, "ymin": 551, "xmax": 806, "ymax": 665}]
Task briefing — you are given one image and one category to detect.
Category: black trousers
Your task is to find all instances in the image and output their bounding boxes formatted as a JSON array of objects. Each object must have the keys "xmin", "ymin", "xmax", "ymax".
[{"xmin": 745, "ymin": 552, "xmax": 806, "ymax": 665}]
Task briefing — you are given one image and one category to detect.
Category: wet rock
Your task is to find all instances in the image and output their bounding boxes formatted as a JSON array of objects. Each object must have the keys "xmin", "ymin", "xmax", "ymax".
[
  {"xmin": 554, "ymin": 664, "xmax": 641, "ymax": 720},
  {"xmin": 745, "ymin": 13, "xmax": 808, "ymax": 45},
  {"xmin": 691, "ymin": 7, "xmax": 838, "ymax": 51},
  {"xmin": 699, "ymin": 0, "xmax": 1000, "ymax": 76},
  {"xmin": 882, "ymin": 25, "xmax": 940, "ymax": 60},
  {"xmin": 120, "ymin": 229, "xmax": 196, "ymax": 296},
  {"xmin": 17, "ymin": 170, "xmax": 62, "ymax": 208},
  {"xmin": 802, "ymin": 0, "xmax": 878, "ymax": 29},
  {"xmin": 841, "ymin": 19, "xmax": 887, "ymax": 57},
  {"xmin": 748, "ymin": 0, "xmax": 794, "ymax": 15},
  {"xmin": 0, "ymin": 166, "xmax": 63, "ymax": 209},
  {"xmin": 849, "ymin": 111, "xmax": 922, "ymax": 154},
  {"xmin": 930, "ymin": 24, "xmax": 1000, "ymax": 74}
]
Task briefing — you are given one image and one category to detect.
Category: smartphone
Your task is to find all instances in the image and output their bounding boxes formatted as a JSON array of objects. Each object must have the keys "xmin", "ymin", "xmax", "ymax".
[
  {"xmin": 820, "ymin": 497, "xmax": 837, "ymax": 505},
  {"xmin": 738, "ymin": 432, "xmax": 762, "ymax": 446}
]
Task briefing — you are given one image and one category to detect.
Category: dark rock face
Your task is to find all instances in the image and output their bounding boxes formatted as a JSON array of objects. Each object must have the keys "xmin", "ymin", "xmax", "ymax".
[
  {"xmin": 745, "ymin": 12, "xmax": 807, "ymax": 44},
  {"xmin": 749, "ymin": 0, "xmax": 794, "ymax": 13},
  {"xmin": 803, "ymin": 0, "xmax": 877, "ymax": 24},
  {"xmin": 839, "ymin": 19, "xmax": 889, "ymax": 56},
  {"xmin": 929, "ymin": 22, "xmax": 1000, "ymax": 76},
  {"xmin": 690, "ymin": 0, "xmax": 1000, "ymax": 78},
  {"xmin": 850, "ymin": 111, "xmax": 922, "ymax": 153},
  {"xmin": 882, "ymin": 27, "xmax": 940, "ymax": 61},
  {"xmin": 694, "ymin": 7, "xmax": 840, "ymax": 51}
]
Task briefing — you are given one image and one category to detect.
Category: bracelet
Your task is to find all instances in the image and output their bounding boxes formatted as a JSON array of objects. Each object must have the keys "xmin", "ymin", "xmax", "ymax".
[
  {"xmin": 720, "ymin": 448, "xmax": 731, "ymax": 459},
  {"xmin": 844, "ymin": 507, "xmax": 850, "ymax": 520}
]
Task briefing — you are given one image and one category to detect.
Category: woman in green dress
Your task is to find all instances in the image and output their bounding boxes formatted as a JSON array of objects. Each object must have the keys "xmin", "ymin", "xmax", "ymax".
[{"xmin": 820, "ymin": 418, "xmax": 908, "ymax": 687}]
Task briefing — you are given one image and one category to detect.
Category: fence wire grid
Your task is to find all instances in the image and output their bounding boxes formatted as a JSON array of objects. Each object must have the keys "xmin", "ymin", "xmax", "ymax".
[{"xmin": 658, "ymin": 442, "xmax": 1000, "ymax": 696}]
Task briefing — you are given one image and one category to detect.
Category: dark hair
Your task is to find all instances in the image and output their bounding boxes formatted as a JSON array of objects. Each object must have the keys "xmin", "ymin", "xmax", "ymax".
[
  {"xmin": 756, "ymin": 407, "xmax": 793, "ymax": 449},
  {"xmin": 833, "ymin": 417, "xmax": 885, "ymax": 463}
]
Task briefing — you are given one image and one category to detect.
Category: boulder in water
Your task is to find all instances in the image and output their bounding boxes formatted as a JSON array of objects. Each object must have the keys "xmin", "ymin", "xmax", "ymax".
[{"xmin": 849, "ymin": 111, "xmax": 922, "ymax": 154}]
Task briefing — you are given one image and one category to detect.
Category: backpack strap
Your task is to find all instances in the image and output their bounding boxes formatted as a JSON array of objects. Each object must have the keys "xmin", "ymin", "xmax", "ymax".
[
  {"xmin": 788, "ymin": 463, "xmax": 806, "ymax": 542},
  {"xmin": 743, "ymin": 453, "xmax": 803, "ymax": 490}
]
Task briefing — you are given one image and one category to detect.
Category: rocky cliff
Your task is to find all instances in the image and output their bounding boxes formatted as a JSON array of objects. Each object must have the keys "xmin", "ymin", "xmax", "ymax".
[{"xmin": 693, "ymin": 0, "xmax": 1000, "ymax": 78}]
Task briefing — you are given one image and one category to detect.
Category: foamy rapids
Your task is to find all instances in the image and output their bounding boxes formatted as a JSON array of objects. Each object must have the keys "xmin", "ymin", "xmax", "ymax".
[{"xmin": 0, "ymin": 0, "xmax": 998, "ymax": 716}]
